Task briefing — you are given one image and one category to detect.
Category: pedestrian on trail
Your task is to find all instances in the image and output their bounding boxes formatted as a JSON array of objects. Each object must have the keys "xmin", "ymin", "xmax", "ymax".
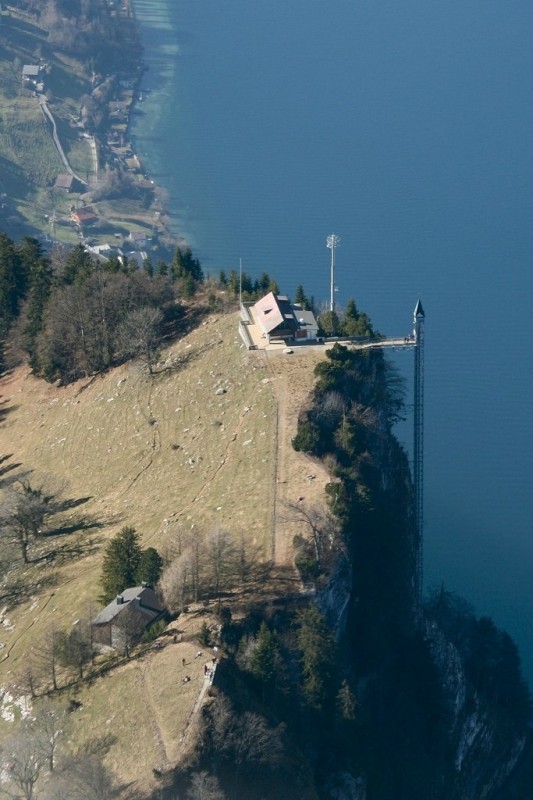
[{"xmin": 182, "ymin": 657, "xmax": 186, "ymax": 667}]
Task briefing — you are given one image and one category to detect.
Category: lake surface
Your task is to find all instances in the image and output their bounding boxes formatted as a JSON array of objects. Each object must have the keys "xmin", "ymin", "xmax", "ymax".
[{"xmin": 131, "ymin": 0, "xmax": 533, "ymax": 685}]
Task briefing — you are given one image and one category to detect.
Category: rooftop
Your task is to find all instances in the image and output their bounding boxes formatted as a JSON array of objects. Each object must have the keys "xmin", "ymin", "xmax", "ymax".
[{"xmin": 92, "ymin": 586, "xmax": 165, "ymax": 626}]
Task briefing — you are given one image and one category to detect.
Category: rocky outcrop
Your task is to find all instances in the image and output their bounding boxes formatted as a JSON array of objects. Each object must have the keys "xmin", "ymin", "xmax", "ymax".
[
  {"xmin": 316, "ymin": 555, "xmax": 352, "ymax": 640},
  {"xmin": 426, "ymin": 621, "xmax": 528, "ymax": 800}
]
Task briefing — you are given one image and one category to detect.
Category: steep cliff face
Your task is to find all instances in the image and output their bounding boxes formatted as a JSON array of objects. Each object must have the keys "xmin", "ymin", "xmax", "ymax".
[
  {"xmin": 425, "ymin": 616, "xmax": 532, "ymax": 800},
  {"xmin": 163, "ymin": 340, "xmax": 531, "ymax": 800},
  {"xmin": 293, "ymin": 343, "xmax": 532, "ymax": 800}
]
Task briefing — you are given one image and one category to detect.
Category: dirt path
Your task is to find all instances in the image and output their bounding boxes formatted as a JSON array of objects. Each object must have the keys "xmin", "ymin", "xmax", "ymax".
[
  {"xmin": 137, "ymin": 661, "xmax": 171, "ymax": 768},
  {"xmin": 263, "ymin": 349, "xmax": 332, "ymax": 568},
  {"xmin": 177, "ymin": 662, "xmax": 217, "ymax": 759}
]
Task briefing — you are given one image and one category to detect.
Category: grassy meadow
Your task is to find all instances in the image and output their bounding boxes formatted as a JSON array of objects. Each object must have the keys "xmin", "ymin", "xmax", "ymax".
[{"xmin": 0, "ymin": 309, "xmax": 330, "ymax": 789}]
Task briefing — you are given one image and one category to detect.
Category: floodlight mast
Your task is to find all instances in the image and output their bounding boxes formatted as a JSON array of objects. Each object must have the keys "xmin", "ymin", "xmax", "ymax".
[{"xmin": 326, "ymin": 234, "xmax": 340, "ymax": 313}]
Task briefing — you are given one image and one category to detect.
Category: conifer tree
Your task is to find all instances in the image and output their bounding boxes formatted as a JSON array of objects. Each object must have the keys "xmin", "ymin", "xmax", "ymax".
[
  {"xmin": 61, "ymin": 244, "xmax": 94, "ymax": 285},
  {"xmin": 171, "ymin": 246, "xmax": 203, "ymax": 283},
  {"xmin": 294, "ymin": 283, "xmax": 311, "ymax": 310},
  {"xmin": 340, "ymin": 297, "xmax": 375, "ymax": 337},
  {"xmin": 17, "ymin": 236, "xmax": 44, "ymax": 294},
  {"xmin": 143, "ymin": 255, "xmax": 154, "ymax": 278},
  {"xmin": 0, "ymin": 232, "xmax": 22, "ymax": 321},
  {"xmin": 250, "ymin": 622, "xmax": 279, "ymax": 692},
  {"xmin": 136, "ymin": 546, "xmax": 163, "ymax": 586},
  {"xmin": 99, "ymin": 526, "xmax": 143, "ymax": 604},
  {"xmin": 296, "ymin": 606, "xmax": 336, "ymax": 711},
  {"xmin": 24, "ymin": 257, "xmax": 54, "ymax": 366},
  {"xmin": 336, "ymin": 678, "xmax": 357, "ymax": 721},
  {"xmin": 317, "ymin": 309, "xmax": 340, "ymax": 337}
]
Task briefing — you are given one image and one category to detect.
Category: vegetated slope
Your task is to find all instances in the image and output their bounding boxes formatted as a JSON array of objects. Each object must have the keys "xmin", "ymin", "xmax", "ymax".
[
  {"xmin": 0, "ymin": 10, "xmax": 91, "ymax": 233},
  {"xmin": 0, "ymin": 310, "xmax": 329, "ymax": 791}
]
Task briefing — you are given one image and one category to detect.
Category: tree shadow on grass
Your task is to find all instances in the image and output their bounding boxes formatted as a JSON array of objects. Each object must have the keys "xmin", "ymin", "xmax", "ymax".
[
  {"xmin": 0, "ymin": 571, "xmax": 60, "ymax": 608},
  {"xmin": 44, "ymin": 516, "xmax": 103, "ymax": 538},
  {"xmin": 44, "ymin": 509, "xmax": 124, "ymax": 539},
  {"xmin": 0, "ymin": 400, "xmax": 19, "ymax": 425},
  {"xmin": 54, "ymin": 495, "xmax": 93, "ymax": 513},
  {"xmin": 160, "ymin": 303, "xmax": 207, "ymax": 344},
  {"xmin": 33, "ymin": 535, "xmax": 100, "ymax": 566},
  {"xmin": 154, "ymin": 339, "xmax": 221, "ymax": 379},
  {"xmin": 0, "ymin": 455, "xmax": 23, "ymax": 480}
]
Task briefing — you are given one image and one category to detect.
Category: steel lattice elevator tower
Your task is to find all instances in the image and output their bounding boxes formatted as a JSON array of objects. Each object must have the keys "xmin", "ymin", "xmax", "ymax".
[{"xmin": 413, "ymin": 300, "xmax": 425, "ymax": 613}]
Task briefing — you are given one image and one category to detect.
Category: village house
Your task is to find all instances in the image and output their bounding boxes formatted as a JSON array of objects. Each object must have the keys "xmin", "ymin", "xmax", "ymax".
[
  {"xmin": 129, "ymin": 230, "xmax": 148, "ymax": 249},
  {"xmin": 252, "ymin": 292, "xmax": 299, "ymax": 343},
  {"xmin": 21, "ymin": 64, "xmax": 41, "ymax": 82},
  {"xmin": 92, "ymin": 585, "xmax": 166, "ymax": 653},
  {"xmin": 71, "ymin": 206, "xmax": 98, "ymax": 226},
  {"xmin": 251, "ymin": 291, "xmax": 319, "ymax": 344},
  {"xmin": 292, "ymin": 304, "xmax": 320, "ymax": 341},
  {"xmin": 54, "ymin": 174, "xmax": 75, "ymax": 192}
]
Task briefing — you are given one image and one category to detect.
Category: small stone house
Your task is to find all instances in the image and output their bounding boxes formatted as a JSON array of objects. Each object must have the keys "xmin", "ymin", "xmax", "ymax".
[{"xmin": 92, "ymin": 586, "xmax": 166, "ymax": 652}]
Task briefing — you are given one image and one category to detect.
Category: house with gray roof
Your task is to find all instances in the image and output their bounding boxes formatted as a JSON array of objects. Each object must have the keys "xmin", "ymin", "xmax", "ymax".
[
  {"xmin": 92, "ymin": 586, "xmax": 166, "ymax": 653},
  {"xmin": 22, "ymin": 64, "xmax": 41, "ymax": 80}
]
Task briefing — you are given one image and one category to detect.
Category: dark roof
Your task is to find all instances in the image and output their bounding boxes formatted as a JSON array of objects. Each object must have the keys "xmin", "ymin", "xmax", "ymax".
[
  {"xmin": 55, "ymin": 174, "xmax": 74, "ymax": 190},
  {"xmin": 92, "ymin": 586, "xmax": 165, "ymax": 627},
  {"xmin": 414, "ymin": 299, "xmax": 425, "ymax": 318},
  {"xmin": 293, "ymin": 306, "xmax": 319, "ymax": 333}
]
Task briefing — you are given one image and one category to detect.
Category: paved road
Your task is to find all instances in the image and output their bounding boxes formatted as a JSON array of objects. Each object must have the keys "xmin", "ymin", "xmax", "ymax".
[{"xmin": 38, "ymin": 95, "xmax": 88, "ymax": 186}]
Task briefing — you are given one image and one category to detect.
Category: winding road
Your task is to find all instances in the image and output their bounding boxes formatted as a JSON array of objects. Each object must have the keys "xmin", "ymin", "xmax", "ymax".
[{"xmin": 37, "ymin": 95, "xmax": 90, "ymax": 186}]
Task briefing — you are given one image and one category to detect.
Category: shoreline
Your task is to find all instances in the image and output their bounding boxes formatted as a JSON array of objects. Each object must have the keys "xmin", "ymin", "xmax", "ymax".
[
  {"xmin": 0, "ymin": 0, "xmax": 186, "ymax": 259},
  {"xmin": 126, "ymin": 0, "xmax": 191, "ymax": 253}
]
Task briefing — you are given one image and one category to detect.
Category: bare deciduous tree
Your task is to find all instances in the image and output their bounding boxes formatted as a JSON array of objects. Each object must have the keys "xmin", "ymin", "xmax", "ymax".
[
  {"xmin": 116, "ymin": 306, "xmax": 163, "ymax": 375},
  {"xmin": 187, "ymin": 771, "xmax": 227, "ymax": 800},
  {"xmin": 284, "ymin": 501, "xmax": 342, "ymax": 570},
  {"xmin": 32, "ymin": 700, "xmax": 69, "ymax": 774},
  {"xmin": 4, "ymin": 480, "xmax": 53, "ymax": 563},
  {"xmin": 204, "ymin": 528, "xmax": 238, "ymax": 604},
  {"xmin": 0, "ymin": 732, "xmax": 42, "ymax": 800},
  {"xmin": 160, "ymin": 526, "xmax": 245, "ymax": 611},
  {"xmin": 35, "ymin": 626, "xmax": 60, "ymax": 692},
  {"xmin": 207, "ymin": 694, "xmax": 284, "ymax": 768},
  {"xmin": 40, "ymin": 754, "xmax": 120, "ymax": 800},
  {"xmin": 159, "ymin": 547, "xmax": 196, "ymax": 614}
]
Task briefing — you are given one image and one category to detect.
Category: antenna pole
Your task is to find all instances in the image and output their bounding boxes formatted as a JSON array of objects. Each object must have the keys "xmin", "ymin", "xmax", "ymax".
[
  {"xmin": 239, "ymin": 257, "xmax": 242, "ymax": 307},
  {"xmin": 326, "ymin": 234, "xmax": 340, "ymax": 313}
]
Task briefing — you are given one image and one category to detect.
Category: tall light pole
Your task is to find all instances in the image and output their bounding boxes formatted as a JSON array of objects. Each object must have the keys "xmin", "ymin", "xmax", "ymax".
[{"xmin": 326, "ymin": 234, "xmax": 340, "ymax": 313}]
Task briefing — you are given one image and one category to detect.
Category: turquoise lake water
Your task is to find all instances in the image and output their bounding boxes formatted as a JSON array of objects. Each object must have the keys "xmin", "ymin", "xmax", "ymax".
[{"xmin": 131, "ymin": 0, "xmax": 533, "ymax": 686}]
